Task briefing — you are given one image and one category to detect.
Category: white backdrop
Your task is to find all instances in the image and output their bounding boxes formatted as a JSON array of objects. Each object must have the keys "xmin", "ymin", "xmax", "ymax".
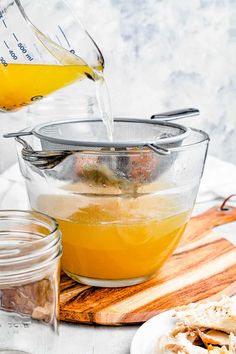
[{"xmin": 69, "ymin": 0, "xmax": 236, "ymax": 163}]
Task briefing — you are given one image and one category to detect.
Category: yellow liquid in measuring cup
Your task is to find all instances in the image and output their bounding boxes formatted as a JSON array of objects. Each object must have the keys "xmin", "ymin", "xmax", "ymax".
[
  {"xmin": 0, "ymin": 63, "xmax": 95, "ymax": 111},
  {"xmin": 0, "ymin": 30, "xmax": 114, "ymax": 136},
  {"xmin": 37, "ymin": 194, "xmax": 190, "ymax": 280}
]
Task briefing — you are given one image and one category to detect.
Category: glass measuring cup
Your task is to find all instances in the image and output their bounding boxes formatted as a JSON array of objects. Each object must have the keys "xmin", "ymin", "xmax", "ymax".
[{"xmin": 0, "ymin": 0, "xmax": 104, "ymax": 112}]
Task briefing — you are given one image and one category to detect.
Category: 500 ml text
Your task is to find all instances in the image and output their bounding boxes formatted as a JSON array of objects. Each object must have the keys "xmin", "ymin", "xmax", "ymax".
[{"xmin": 18, "ymin": 42, "xmax": 33, "ymax": 61}]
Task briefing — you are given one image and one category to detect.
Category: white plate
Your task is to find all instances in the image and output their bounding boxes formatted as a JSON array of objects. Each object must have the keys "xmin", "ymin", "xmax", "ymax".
[
  {"xmin": 130, "ymin": 310, "xmax": 174, "ymax": 354},
  {"xmin": 130, "ymin": 296, "xmax": 236, "ymax": 354}
]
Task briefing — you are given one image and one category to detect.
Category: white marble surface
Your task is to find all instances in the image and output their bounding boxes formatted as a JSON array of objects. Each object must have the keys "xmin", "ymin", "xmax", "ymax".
[{"xmin": 1, "ymin": 156, "xmax": 236, "ymax": 354}]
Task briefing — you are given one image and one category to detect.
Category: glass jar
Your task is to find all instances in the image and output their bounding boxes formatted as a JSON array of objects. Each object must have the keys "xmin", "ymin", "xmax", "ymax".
[
  {"xmin": 0, "ymin": 210, "xmax": 62, "ymax": 354},
  {"xmin": 14, "ymin": 125, "xmax": 209, "ymax": 287}
]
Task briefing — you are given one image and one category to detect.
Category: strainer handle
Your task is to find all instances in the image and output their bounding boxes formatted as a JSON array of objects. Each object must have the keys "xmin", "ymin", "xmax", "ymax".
[
  {"xmin": 151, "ymin": 108, "xmax": 199, "ymax": 121},
  {"xmin": 3, "ymin": 131, "xmax": 33, "ymax": 138}
]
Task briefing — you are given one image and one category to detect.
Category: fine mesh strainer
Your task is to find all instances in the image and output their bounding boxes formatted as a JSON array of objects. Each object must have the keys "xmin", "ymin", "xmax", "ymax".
[{"xmin": 4, "ymin": 108, "xmax": 199, "ymax": 170}]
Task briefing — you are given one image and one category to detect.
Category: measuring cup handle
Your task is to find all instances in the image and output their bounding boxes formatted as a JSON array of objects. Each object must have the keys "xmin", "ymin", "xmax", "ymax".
[{"xmin": 151, "ymin": 108, "xmax": 200, "ymax": 121}]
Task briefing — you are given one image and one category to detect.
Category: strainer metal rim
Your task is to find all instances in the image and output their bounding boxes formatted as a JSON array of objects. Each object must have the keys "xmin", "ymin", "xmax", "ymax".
[{"xmin": 32, "ymin": 118, "xmax": 190, "ymax": 148}]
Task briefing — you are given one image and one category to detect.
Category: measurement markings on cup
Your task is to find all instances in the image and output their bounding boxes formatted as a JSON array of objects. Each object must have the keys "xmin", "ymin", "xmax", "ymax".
[
  {"xmin": 2, "ymin": 19, "xmax": 7, "ymax": 28},
  {"xmin": 0, "ymin": 56, "xmax": 8, "ymax": 67},
  {"xmin": 13, "ymin": 33, "xmax": 19, "ymax": 42},
  {"xmin": 3, "ymin": 40, "xmax": 18, "ymax": 60},
  {"xmin": 4, "ymin": 40, "xmax": 9, "ymax": 49},
  {"xmin": 58, "ymin": 25, "xmax": 71, "ymax": 48},
  {"xmin": 12, "ymin": 33, "xmax": 34, "ymax": 61},
  {"xmin": 58, "ymin": 25, "xmax": 76, "ymax": 54}
]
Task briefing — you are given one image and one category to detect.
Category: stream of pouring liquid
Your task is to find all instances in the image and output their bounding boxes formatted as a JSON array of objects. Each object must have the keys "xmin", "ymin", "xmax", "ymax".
[
  {"xmin": 33, "ymin": 30, "xmax": 114, "ymax": 140},
  {"xmin": 95, "ymin": 74, "xmax": 114, "ymax": 141}
]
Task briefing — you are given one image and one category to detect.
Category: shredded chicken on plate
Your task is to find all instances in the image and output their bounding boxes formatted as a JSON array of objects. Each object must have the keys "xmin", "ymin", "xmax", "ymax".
[{"xmin": 157, "ymin": 297, "xmax": 236, "ymax": 354}]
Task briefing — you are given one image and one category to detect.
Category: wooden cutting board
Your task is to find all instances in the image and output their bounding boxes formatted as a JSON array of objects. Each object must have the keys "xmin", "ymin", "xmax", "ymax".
[{"xmin": 59, "ymin": 206, "xmax": 236, "ymax": 325}]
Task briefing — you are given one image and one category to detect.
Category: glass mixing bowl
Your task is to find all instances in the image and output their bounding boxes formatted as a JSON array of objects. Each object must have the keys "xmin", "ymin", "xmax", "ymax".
[{"xmin": 14, "ymin": 121, "xmax": 209, "ymax": 287}]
